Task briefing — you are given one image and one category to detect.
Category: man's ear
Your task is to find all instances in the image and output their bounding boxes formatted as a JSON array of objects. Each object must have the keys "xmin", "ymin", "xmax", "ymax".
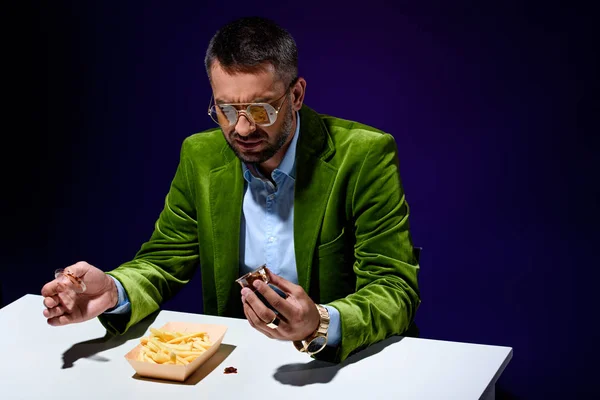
[{"xmin": 291, "ymin": 77, "xmax": 306, "ymax": 112}]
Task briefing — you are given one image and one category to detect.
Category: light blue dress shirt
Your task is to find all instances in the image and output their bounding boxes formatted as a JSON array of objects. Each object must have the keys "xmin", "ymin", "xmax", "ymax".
[{"xmin": 108, "ymin": 111, "xmax": 341, "ymax": 346}]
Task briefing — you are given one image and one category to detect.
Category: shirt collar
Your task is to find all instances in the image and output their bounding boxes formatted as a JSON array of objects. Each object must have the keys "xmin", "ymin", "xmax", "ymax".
[{"xmin": 243, "ymin": 111, "xmax": 300, "ymax": 182}]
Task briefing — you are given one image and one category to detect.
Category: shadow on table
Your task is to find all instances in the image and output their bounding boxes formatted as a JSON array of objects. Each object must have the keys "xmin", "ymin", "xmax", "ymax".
[
  {"xmin": 61, "ymin": 310, "xmax": 159, "ymax": 369},
  {"xmin": 273, "ymin": 335, "xmax": 404, "ymax": 386},
  {"xmin": 131, "ymin": 343, "xmax": 237, "ymax": 385}
]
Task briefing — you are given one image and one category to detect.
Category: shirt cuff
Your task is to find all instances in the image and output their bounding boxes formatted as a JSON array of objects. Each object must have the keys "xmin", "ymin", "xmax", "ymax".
[
  {"xmin": 323, "ymin": 305, "xmax": 341, "ymax": 347},
  {"xmin": 104, "ymin": 275, "xmax": 131, "ymax": 315}
]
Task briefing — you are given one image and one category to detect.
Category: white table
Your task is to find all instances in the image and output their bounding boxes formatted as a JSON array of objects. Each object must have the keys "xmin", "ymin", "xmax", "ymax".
[{"xmin": 0, "ymin": 294, "xmax": 512, "ymax": 399}]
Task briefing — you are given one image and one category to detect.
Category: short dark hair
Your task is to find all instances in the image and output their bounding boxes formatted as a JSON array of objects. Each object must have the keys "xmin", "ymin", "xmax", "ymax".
[{"xmin": 205, "ymin": 17, "xmax": 298, "ymax": 86}]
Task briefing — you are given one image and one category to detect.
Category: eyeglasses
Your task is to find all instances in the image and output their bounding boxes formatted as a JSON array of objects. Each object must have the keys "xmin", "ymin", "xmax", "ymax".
[{"xmin": 208, "ymin": 78, "xmax": 297, "ymax": 128}]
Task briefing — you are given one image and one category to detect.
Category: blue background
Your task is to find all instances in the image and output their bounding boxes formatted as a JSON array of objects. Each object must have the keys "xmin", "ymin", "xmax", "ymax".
[{"xmin": 3, "ymin": 2, "xmax": 598, "ymax": 398}]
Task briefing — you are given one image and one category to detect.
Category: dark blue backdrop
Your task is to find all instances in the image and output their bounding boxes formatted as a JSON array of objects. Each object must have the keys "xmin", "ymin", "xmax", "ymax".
[{"xmin": 3, "ymin": 2, "xmax": 598, "ymax": 398}]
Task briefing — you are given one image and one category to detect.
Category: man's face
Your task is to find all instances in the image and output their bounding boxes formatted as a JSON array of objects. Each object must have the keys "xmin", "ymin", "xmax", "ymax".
[{"xmin": 209, "ymin": 62, "xmax": 295, "ymax": 165}]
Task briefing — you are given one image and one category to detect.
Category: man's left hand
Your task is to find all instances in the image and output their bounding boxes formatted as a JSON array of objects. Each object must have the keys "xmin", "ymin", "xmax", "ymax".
[{"xmin": 241, "ymin": 268, "xmax": 320, "ymax": 341}]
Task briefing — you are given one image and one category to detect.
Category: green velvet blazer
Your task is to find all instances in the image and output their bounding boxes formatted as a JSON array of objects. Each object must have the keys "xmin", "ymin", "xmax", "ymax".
[{"xmin": 99, "ymin": 105, "xmax": 421, "ymax": 362}]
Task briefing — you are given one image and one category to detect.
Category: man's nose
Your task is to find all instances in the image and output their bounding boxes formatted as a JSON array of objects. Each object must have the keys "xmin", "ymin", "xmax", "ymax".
[{"xmin": 235, "ymin": 113, "xmax": 255, "ymax": 137}]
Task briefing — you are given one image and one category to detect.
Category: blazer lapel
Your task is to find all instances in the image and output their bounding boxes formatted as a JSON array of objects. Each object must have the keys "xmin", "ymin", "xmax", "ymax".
[
  {"xmin": 294, "ymin": 106, "xmax": 336, "ymax": 294},
  {"xmin": 209, "ymin": 148, "xmax": 244, "ymax": 315}
]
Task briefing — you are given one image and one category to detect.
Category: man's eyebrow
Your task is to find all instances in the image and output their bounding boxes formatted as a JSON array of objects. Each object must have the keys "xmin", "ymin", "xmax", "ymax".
[
  {"xmin": 215, "ymin": 97, "xmax": 234, "ymax": 104},
  {"xmin": 215, "ymin": 94, "xmax": 277, "ymax": 105},
  {"xmin": 251, "ymin": 96, "xmax": 272, "ymax": 103}
]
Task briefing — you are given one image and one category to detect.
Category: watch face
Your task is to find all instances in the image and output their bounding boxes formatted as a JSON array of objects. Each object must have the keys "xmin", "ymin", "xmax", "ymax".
[{"xmin": 306, "ymin": 336, "xmax": 327, "ymax": 354}]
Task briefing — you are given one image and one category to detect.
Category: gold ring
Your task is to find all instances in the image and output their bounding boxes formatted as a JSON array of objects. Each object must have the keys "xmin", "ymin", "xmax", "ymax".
[{"xmin": 266, "ymin": 315, "xmax": 280, "ymax": 329}]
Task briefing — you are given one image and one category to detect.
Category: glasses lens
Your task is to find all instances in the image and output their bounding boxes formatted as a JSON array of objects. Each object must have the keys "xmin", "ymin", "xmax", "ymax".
[
  {"xmin": 210, "ymin": 105, "xmax": 237, "ymax": 127},
  {"xmin": 209, "ymin": 103, "xmax": 278, "ymax": 127},
  {"xmin": 248, "ymin": 104, "xmax": 276, "ymax": 126}
]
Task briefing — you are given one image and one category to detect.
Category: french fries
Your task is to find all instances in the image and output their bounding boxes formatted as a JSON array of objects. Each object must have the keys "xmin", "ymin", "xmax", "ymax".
[{"xmin": 137, "ymin": 327, "xmax": 212, "ymax": 365}]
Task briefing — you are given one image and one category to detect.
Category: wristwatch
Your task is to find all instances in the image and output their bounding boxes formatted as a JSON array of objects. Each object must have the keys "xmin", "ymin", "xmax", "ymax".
[{"xmin": 293, "ymin": 304, "xmax": 330, "ymax": 355}]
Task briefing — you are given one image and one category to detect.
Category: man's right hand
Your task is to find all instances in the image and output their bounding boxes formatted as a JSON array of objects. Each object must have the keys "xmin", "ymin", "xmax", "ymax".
[{"xmin": 41, "ymin": 261, "xmax": 119, "ymax": 326}]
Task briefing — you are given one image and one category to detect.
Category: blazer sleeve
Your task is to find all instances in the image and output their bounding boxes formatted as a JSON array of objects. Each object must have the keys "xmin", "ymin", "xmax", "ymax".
[
  {"xmin": 98, "ymin": 139, "xmax": 199, "ymax": 334},
  {"xmin": 327, "ymin": 133, "xmax": 421, "ymax": 361}
]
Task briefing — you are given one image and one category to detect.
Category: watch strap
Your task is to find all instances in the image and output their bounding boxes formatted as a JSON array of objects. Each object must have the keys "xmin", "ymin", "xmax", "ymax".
[{"xmin": 293, "ymin": 304, "xmax": 330, "ymax": 355}]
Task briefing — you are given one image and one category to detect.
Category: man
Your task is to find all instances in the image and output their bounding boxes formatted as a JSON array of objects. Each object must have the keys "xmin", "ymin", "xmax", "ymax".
[{"xmin": 41, "ymin": 16, "xmax": 420, "ymax": 362}]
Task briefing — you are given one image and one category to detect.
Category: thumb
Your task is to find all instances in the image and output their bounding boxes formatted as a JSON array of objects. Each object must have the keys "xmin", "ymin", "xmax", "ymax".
[
  {"xmin": 59, "ymin": 261, "xmax": 92, "ymax": 293},
  {"xmin": 42, "ymin": 262, "xmax": 94, "ymax": 297},
  {"xmin": 266, "ymin": 268, "xmax": 299, "ymax": 295},
  {"xmin": 64, "ymin": 261, "xmax": 92, "ymax": 277}
]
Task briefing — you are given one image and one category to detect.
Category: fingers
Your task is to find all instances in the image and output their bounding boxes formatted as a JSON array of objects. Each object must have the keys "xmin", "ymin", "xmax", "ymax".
[
  {"xmin": 243, "ymin": 302, "xmax": 275, "ymax": 339},
  {"xmin": 265, "ymin": 268, "xmax": 300, "ymax": 295},
  {"xmin": 41, "ymin": 279, "xmax": 61, "ymax": 297},
  {"xmin": 47, "ymin": 314, "xmax": 76, "ymax": 327},
  {"xmin": 43, "ymin": 295, "xmax": 60, "ymax": 308},
  {"xmin": 43, "ymin": 304, "xmax": 66, "ymax": 319},
  {"xmin": 42, "ymin": 290, "xmax": 76, "ymax": 320},
  {"xmin": 242, "ymin": 288, "xmax": 277, "ymax": 324},
  {"xmin": 41, "ymin": 261, "xmax": 90, "ymax": 297},
  {"xmin": 251, "ymin": 280, "xmax": 294, "ymax": 320},
  {"xmin": 41, "ymin": 262, "xmax": 93, "ymax": 326},
  {"xmin": 241, "ymin": 289, "xmax": 293, "ymax": 338}
]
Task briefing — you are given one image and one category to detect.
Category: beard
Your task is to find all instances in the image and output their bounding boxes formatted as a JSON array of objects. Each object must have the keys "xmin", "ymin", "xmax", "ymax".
[{"xmin": 223, "ymin": 99, "xmax": 294, "ymax": 165}]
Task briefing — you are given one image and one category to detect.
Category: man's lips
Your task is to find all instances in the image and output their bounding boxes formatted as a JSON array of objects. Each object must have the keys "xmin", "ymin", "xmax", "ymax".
[{"xmin": 235, "ymin": 139, "xmax": 263, "ymax": 150}]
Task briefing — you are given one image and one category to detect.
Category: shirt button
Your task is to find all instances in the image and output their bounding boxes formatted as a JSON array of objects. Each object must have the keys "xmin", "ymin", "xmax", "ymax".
[{"xmin": 268, "ymin": 237, "xmax": 275, "ymax": 243}]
